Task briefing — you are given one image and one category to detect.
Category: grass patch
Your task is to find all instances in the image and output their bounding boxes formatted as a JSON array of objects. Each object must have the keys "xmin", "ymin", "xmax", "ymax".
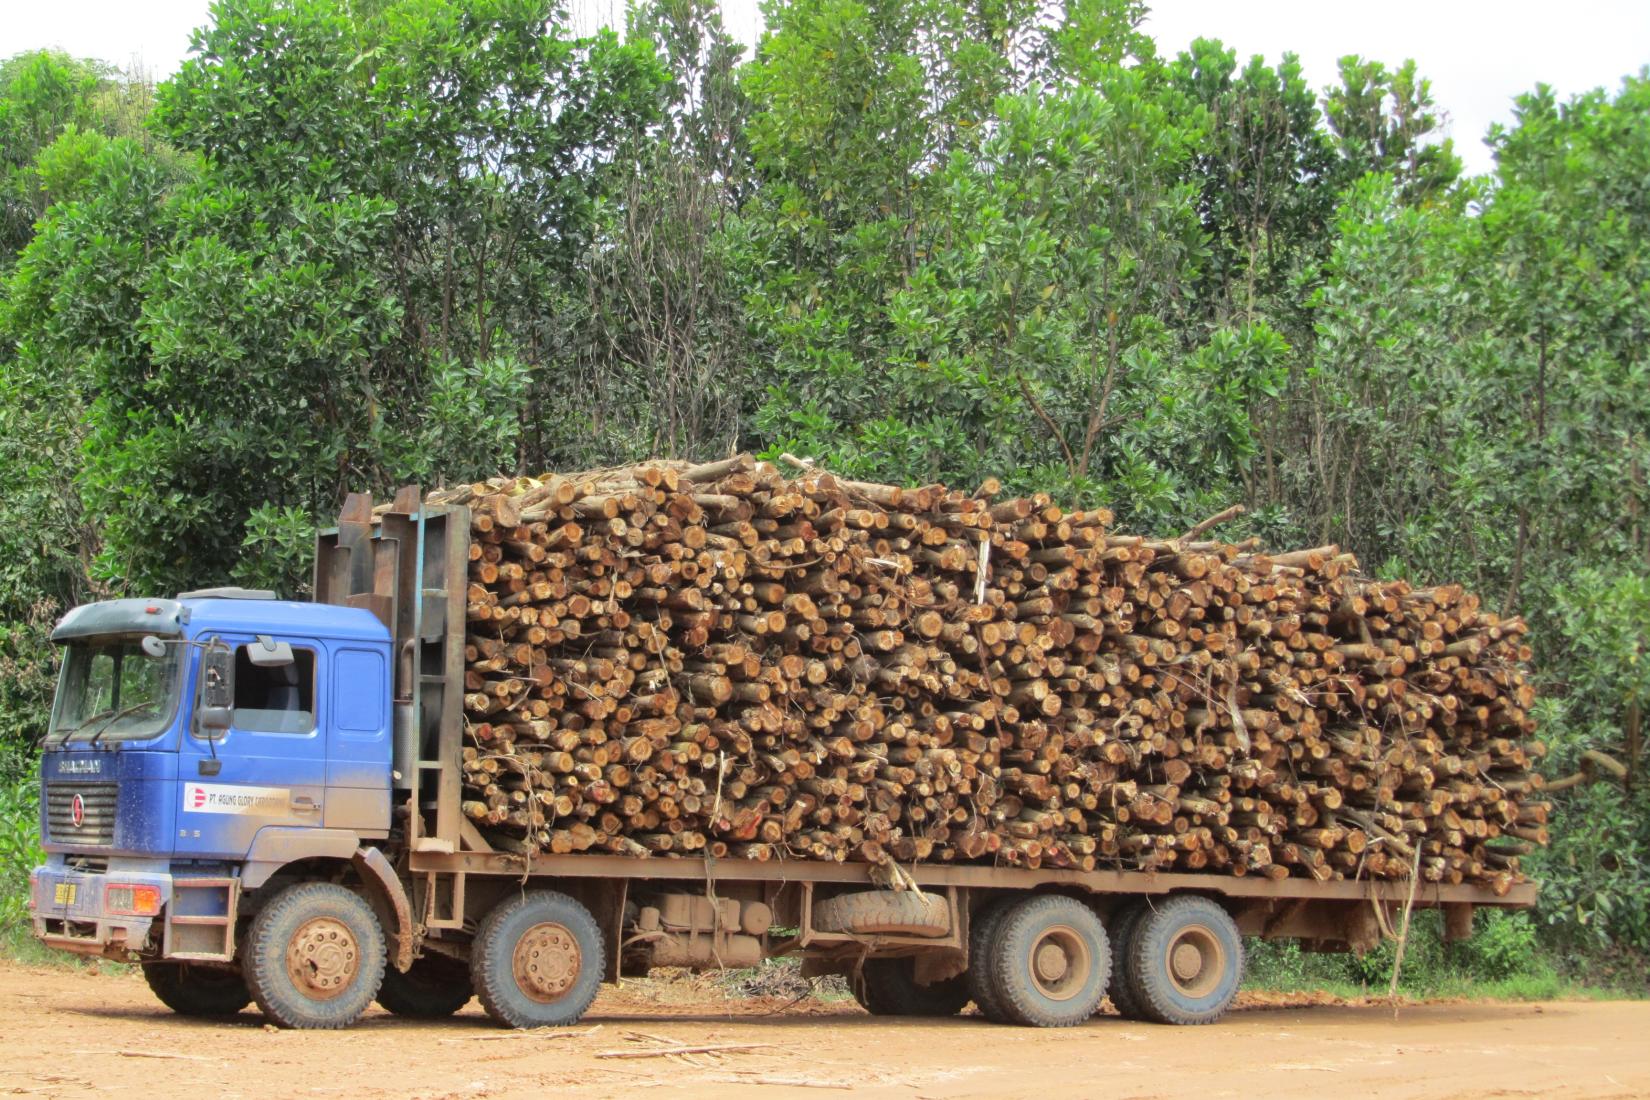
[
  {"xmin": 1419, "ymin": 972, "xmax": 1596, "ymax": 1001},
  {"xmin": 0, "ymin": 921, "xmax": 133, "ymax": 975},
  {"xmin": 0, "ymin": 923, "xmax": 66, "ymax": 966},
  {"xmin": 1244, "ymin": 966, "xmax": 1620, "ymax": 1004},
  {"xmin": 1244, "ymin": 909, "xmax": 1646, "ymax": 1002}
]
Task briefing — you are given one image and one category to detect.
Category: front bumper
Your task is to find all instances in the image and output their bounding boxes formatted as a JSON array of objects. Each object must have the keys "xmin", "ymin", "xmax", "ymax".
[{"xmin": 30, "ymin": 863, "xmax": 171, "ymax": 961}]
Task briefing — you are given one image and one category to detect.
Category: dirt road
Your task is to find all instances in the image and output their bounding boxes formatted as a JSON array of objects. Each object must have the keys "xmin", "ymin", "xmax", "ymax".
[{"xmin": 2, "ymin": 961, "xmax": 1646, "ymax": 1099}]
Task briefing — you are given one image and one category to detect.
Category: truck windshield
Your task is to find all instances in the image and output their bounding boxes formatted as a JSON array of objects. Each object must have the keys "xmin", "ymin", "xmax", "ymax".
[{"xmin": 48, "ymin": 639, "xmax": 182, "ymax": 744}]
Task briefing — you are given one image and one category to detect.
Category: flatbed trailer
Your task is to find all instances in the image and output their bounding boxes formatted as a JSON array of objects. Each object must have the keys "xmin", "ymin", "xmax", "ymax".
[{"xmin": 31, "ymin": 489, "xmax": 1535, "ymax": 1030}]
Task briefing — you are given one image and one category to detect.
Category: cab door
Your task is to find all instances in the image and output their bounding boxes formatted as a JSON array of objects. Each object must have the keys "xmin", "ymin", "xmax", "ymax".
[
  {"xmin": 324, "ymin": 645, "xmax": 391, "ymax": 834},
  {"xmin": 174, "ymin": 636, "xmax": 328, "ymax": 859}
]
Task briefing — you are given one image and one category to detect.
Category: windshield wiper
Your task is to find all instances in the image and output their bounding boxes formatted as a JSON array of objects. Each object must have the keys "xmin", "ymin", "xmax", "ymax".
[
  {"xmin": 84, "ymin": 701, "xmax": 158, "ymax": 748},
  {"xmin": 50, "ymin": 707, "xmax": 117, "ymax": 745}
]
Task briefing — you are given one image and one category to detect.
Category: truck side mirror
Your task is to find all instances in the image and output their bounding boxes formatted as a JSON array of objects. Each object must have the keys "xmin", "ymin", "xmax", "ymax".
[
  {"xmin": 198, "ymin": 641, "xmax": 235, "ymax": 738},
  {"xmin": 249, "ymin": 635, "xmax": 294, "ymax": 668}
]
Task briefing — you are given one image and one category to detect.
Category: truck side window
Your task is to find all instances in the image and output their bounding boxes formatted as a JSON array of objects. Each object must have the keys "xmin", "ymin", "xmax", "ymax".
[{"xmin": 233, "ymin": 646, "xmax": 317, "ymax": 733}]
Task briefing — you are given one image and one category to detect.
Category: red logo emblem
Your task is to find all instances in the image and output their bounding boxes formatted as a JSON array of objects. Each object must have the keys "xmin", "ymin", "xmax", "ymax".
[
  {"xmin": 191, "ymin": 787, "xmax": 207, "ymax": 810},
  {"xmin": 70, "ymin": 794, "xmax": 85, "ymax": 828}
]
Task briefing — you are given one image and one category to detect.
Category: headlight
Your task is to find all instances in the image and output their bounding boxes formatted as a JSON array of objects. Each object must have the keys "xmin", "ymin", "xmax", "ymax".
[{"xmin": 105, "ymin": 883, "xmax": 162, "ymax": 916}]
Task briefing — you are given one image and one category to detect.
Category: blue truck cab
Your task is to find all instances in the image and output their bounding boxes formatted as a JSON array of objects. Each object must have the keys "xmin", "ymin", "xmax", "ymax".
[
  {"xmin": 27, "ymin": 493, "xmax": 479, "ymax": 1029},
  {"xmin": 31, "ymin": 589, "xmax": 394, "ymax": 962}
]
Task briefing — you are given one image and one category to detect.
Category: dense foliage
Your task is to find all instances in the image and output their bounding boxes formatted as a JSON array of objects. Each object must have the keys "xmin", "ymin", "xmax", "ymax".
[{"xmin": 0, "ymin": 0, "xmax": 1645, "ymax": 977}]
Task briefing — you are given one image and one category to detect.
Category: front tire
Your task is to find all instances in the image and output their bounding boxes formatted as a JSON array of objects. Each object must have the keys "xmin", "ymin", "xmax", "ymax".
[
  {"xmin": 142, "ymin": 961, "xmax": 252, "ymax": 1018},
  {"xmin": 1125, "ymin": 895, "xmax": 1243, "ymax": 1025},
  {"xmin": 242, "ymin": 882, "xmax": 387, "ymax": 1030},
  {"xmin": 377, "ymin": 953, "xmax": 473, "ymax": 1018},
  {"xmin": 471, "ymin": 890, "xmax": 604, "ymax": 1028},
  {"xmin": 854, "ymin": 958, "xmax": 970, "ymax": 1017}
]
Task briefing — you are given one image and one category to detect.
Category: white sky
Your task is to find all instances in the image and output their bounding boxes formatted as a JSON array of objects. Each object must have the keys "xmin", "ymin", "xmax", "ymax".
[{"xmin": 3, "ymin": 0, "xmax": 1646, "ymax": 176}]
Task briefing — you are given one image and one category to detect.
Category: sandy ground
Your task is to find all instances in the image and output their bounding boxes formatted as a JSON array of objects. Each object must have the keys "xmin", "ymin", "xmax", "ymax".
[{"xmin": 2, "ymin": 961, "xmax": 1647, "ymax": 1099}]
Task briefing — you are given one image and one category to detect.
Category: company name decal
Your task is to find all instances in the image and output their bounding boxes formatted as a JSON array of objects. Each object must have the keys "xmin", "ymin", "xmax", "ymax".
[
  {"xmin": 182, "ymin": 783, "xmax": 291, "ymax": 815},
  {"xmin": 56, "ymin": 758, "xmax": 103, "ymax": 775}
]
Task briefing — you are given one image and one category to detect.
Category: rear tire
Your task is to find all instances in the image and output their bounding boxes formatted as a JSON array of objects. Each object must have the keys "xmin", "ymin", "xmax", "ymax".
[
  {"xmin": 377, "ymin": 954, "xmax": 473, "ymax": 1018},
  {"xmin": 243, "ymin": 882, "xmax": 386, "ymax": 1030},
  {"xmin": 854, "ymin": 958, "xmax": 969, "ymax": 1017},
  {"xmin": 985, "ymin": 895, "xmax": 1109, "ymax": 1028},
  {"xmin": 1105, "ymin": 902, "xmax": 1150, "ymax": 1019},
  {"xmin": 471, "ymin": 890, "xmax": 603, "ymax": 1028},
  {"xmin": 142, "ymin": 961, "xmax": 252, "ymax": 1018},
  {"xmin": 1126, "ymin": 895, "xmax": 1243, "ymax": 1025},
  {"xmin": 966, "ymin": 899, "xmax": 1013, "ymax": 1022}
]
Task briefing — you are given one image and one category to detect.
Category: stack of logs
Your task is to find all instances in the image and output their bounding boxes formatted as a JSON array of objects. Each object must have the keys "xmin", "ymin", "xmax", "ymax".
[{"xmin": 443, "ymin": 456, "xmax": 1544, "ymax": 893}]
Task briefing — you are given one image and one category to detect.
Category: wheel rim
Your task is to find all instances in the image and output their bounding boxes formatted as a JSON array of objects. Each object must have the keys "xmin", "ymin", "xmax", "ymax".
[
  {"xmin": 1163, "ymin": 924, "xmax": 1225, "ymax": 999},
  {"xmin": 286, "ymin": 917, "xmax": 360, "ymax": 1001},
  {"xmin": 513, "ymin": 921, "xmax": 582, "ymax": 1003},
  {"xmin": 1027, "ymin": 924, "xmax": 1091, "ymax": 1001}
]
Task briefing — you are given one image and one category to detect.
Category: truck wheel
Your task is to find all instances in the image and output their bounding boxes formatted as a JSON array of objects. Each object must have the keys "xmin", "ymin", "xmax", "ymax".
[
  {"xmin": 142, "ymin": 961, "xmax": 252, "ymax": 1017},
  {"xmin": 986, "ymin": 895, "xmax": 1109, "ymax": 1028},
  {"xmin": 471, "ymin": 890, "xmax": 604, "ymax": 1028},
  {"xmin": 1104, "ymin": 902, "xmax": 1150, "ymax": 1019},
  {"xmin": 243, "ymin": 882, "xmax": 387, "ymax": 1030},
  {"xmin": 1126, "ymin": 895, "xmax": 1243, "ymax": 1025},
  {"xmin": 854, "ymin": 958, "xmax": 970, "ymax": 1016},
  {"xmin": 377, "ymin": 953, "xmax": 473, "ymax": 1018},
  {"xmin": 965, "ymin": 899, "xmax": 1013, "ymax": 1022},
  {"xmin": 813, "ymin": 889, "xmax": 950, "ymax": 936}
]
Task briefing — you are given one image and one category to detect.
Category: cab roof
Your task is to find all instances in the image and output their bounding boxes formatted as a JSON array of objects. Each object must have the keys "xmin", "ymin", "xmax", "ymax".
[
  {"xmin": 182, "ymin": 596, "xmax": 390, "ymax": 644},
  {"xmin": 51, "ymin": 595, "xmax": 389, "ymax": 646}
]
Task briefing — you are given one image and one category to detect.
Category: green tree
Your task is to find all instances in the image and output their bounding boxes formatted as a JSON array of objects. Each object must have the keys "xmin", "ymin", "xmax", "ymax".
[
  {"xmin": 741, "ymin": 0, "xmax": 1181, "ymax": 492},
  {"xmin": 0, "ymin": 51, "xmax": 153, "ymax": 268},
  {"xmin": 156, "ymin": 0, "xmax": 667, "ymax": 467},
  {"xmin": 1324, "ymin": 56, "xmax": 1461, "ymax": 203},
  {"xmin": 1170, "ymin": 40, "xmax": 1335, "ymax": 331},
  {"xmin": 1, "ymin": 0, "xmax": 671, "ymax": 602},
  {"xmin": 578, "ymin": 0, "xmax": 754, "ymax": 461},
  {"xmin": 872, "ymin": 72, "xmax": 1208, "ymax": 509}
]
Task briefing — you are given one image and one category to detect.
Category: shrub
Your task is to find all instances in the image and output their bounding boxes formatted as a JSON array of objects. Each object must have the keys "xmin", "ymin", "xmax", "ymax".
[{"xmin": 0, "ymin": 747, "xmax": 42, "ymax": 932}]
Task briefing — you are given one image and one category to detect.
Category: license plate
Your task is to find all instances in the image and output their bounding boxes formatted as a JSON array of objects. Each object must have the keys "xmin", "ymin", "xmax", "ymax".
[{"xmin": 53, "ymin": 882, "xmax": 76, "ymax": 906}]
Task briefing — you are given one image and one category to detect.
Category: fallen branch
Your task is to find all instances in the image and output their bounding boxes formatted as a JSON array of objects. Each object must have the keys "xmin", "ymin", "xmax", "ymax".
[
  {"xmin": 438, "ymin": 1024, "xmax": 602, "ymax": 1043},
  {"xmin": 619, "ymin": 1029, "xmax": 684, "ymax": 1046},
  {"xmin": 71, "ymin": 1050, "xmax": 217, "ymax": 1062},
  {"xmin": 707, "ymin": 1075, "xmax": 854, "ymax": 1090},
  {"xmin": 598, "ymin": 1042, "xmax": 778, "ymax": 1060}
]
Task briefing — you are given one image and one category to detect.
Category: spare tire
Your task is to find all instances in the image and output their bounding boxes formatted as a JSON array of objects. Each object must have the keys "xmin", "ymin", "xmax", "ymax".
[{"xmin": 813, "ymin": 890, "xmax": 951, "ymax": 937}]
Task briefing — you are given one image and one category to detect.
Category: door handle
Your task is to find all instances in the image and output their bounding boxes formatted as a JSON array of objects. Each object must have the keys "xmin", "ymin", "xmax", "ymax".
[{"xmin": 291, "ymin": 796, "xmax": 320, "ymax": 813}]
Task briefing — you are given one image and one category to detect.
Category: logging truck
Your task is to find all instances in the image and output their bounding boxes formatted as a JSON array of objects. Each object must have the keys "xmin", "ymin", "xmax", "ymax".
[{"xmin": 31, "ymin": 487, "xmax": 1538, "ymax": 1030}]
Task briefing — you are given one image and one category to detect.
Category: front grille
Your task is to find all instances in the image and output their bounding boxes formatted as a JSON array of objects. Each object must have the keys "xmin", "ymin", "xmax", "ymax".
[{"xmin": 46, "ymin": 783, "xmax": 118, "ymax": 846}]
